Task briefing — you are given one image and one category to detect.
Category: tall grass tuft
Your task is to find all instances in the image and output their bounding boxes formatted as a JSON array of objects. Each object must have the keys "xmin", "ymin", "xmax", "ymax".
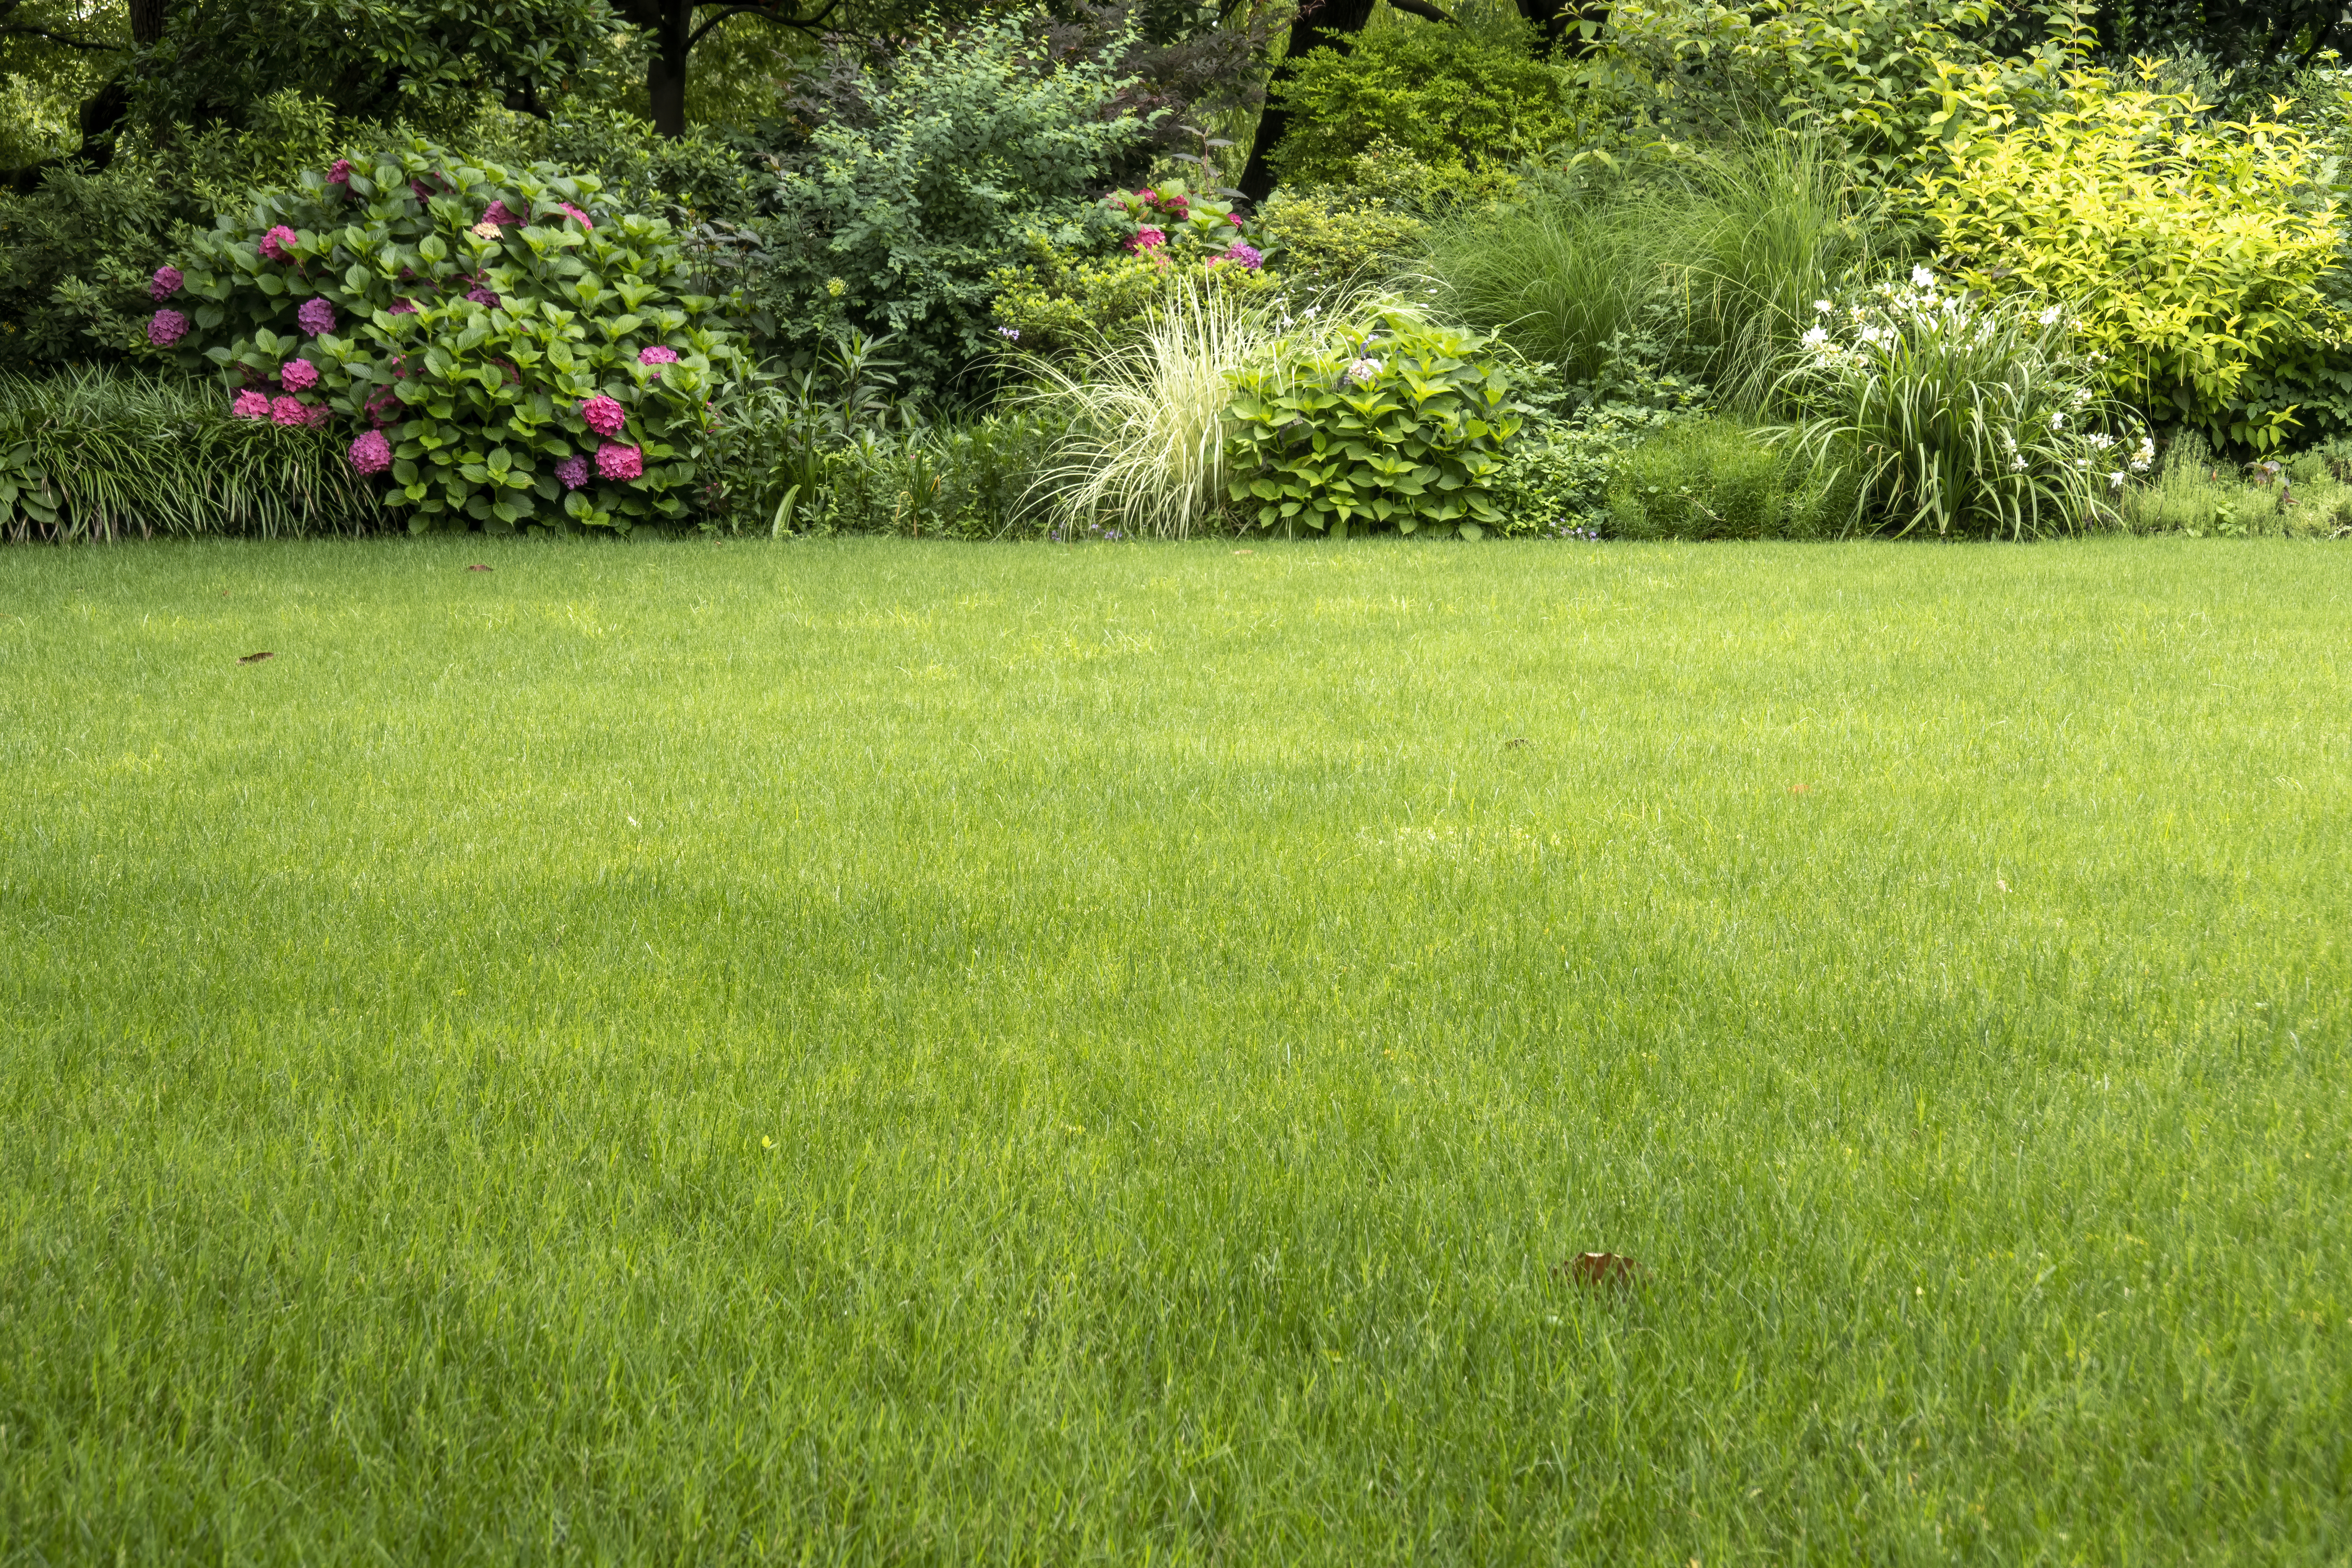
[
  {"xmin": 1421, "ymin": 134, "xmax": 1878, "ymax": 404},
  {"xmin": 0, "ymin": 368, "xmax": 383, "ymax": 542},
  {"xmin": 1022, "ymin": 280, "xmax": 1292, "ymax": 539}
]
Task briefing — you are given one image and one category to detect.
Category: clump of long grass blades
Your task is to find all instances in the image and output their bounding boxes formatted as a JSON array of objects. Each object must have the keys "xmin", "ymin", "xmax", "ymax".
[
  {"xmin": 0, "ymin": 366, "xmax": 384, "ymax": 542},
  {"xmin": 1767, "ymin": 273, "xmax": 2149, "ymax": 539},
  {"xmin": 1420, "ymin": 133, "xmax": 1877, "ymax": 404},
  {"xmin": 1020, "ymin": 278, "xmax": 1297, "ymax": 539},
  {"xmin": 1664, "ymin": 132, "xmax": 1884, "ymax": 410}
]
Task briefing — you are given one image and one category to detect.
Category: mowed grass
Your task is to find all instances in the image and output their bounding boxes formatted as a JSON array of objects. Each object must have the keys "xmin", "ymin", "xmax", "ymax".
[{"xmin": 2, "ymin": 536, "xmax": 2349, "ymax": 1563}]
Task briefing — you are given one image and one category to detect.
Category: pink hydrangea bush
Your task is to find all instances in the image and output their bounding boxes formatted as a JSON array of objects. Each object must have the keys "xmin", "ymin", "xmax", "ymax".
[{"xmin": 155, "ymin": 141, "xmax": 746, "ymax": 532}]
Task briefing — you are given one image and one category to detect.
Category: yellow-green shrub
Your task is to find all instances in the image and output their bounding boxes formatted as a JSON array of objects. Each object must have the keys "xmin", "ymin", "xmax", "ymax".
[{"xmin": 1920, "ymin": 64, "xmax": 2344, "ymax": 449}]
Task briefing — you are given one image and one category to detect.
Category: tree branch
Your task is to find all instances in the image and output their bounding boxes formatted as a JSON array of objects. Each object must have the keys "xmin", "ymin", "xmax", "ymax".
[
  {"xmin": 686, "ymin": 0, "xmax": 838, "ymax": 52},
  {"xmin": 0, "ymin": 22, "xmax": 125, "ymax": 50},
  {"xmin": 1384, "ymin": 0, "xmax": 1457, "ymax": 22}
]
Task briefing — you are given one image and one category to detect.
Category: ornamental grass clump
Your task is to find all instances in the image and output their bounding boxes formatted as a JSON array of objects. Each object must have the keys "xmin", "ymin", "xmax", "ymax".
[
  {"xmin": 155, "ymin": 140, "xmax": 748, "ymax": 532},
  {"xmin": 1769, "ymin": 270, "xmax": 2149, "ymax": 539},
  {"xmin": 1022, "ymin": 279, "xmax": 1288, "ymax": 539}
]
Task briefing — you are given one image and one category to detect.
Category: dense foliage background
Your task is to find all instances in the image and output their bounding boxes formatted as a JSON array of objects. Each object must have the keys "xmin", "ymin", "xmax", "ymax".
[{"xmin": 8, "ymin": 0, "xmax": 2352, "ymax": 542}]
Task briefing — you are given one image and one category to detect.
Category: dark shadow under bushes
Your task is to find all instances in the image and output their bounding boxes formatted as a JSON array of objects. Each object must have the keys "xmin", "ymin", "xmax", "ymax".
[{"xmin": 0, "ymin": 370, "xmax": 386, "ymax": 542}]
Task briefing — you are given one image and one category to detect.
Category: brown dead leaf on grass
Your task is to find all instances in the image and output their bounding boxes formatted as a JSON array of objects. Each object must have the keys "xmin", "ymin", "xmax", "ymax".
[
  {"xmin": 1559, "ymin": 1252, "xmax": 1645, "ymax": 1289},
  {"xmin": 237, "ymin": 651, "xmax": 274, "ymax": 665}
]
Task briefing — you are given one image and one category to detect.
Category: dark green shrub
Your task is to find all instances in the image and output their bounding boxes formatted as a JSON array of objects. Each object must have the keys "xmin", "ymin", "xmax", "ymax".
[
  {"xmin": 0, "ymin": 91, "xmax": 344, "ymax": 367},
  {"xmin": 1267, "ymin": 23, "xmax": 1576, "ymax": 191},
  {"xmin": 747, "ymin": 13, "xmax": 1147, "ymax": 399},
  {"xmin": 1225, "ymin": 310, "xmax": 1527, "ymax": 538},
  {"xmin": 162, "ymin": 140, "xmax": 749, "ymax": 533},
  {"xmin": 1605, "ymin": 416, "xmax": 1844, "ymax": 540},
  {"xmin": 0, "ymin": 368, "xmax": 383, "ymax": 541}
]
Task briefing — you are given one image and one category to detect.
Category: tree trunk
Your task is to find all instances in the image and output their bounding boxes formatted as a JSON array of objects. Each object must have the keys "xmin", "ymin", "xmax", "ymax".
[
  {"xmin": 1236, "ymin": 0, "xmax": 1376, "ymax": 203},
  {"xmin": 128, "ymin": 0, "xmax": 168, "ymax": 45},
  {"xmin": 646, "ymin": 0, "xmax": 691, "ymax": 138}
]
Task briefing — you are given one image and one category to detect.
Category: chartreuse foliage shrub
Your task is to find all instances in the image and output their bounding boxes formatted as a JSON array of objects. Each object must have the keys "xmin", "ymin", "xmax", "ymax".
[
  {"xmin": 0, "ymin": 368, "xmax": 381, "ymax": 542},
  {"xmin": 1226, "ymin": 310, "xmax": 1527, "ymax": 538},
  {"xmin": 1268, "ymin": 22, "xmax": 1578, "ymax": 193},
  {"xmin": 1251, "ymin": 187, "xmax": 1428, "ymax": 293},
  {"xmin": 1921, "ymin": 65, "xmax": 2343, "ymax": 450},
  {"xmin": 159, "ymin": 141, "xmax": 747, "ymax": 533},
  {"xmin": 1771, "ymin": 270, "xmax": 2147, "ymax": 538}
]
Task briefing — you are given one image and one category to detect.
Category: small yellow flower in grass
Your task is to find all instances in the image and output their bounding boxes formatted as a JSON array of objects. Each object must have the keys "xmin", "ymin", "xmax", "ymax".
[{"xmin": 762, "ymin": 1136, "xmax": 775, "ymax": 1149}]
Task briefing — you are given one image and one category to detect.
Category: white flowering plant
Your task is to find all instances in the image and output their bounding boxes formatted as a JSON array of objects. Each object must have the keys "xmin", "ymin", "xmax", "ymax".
[{"xmin": 1769, "ymin": 271, "xmax": 2151, "ymax": 539}]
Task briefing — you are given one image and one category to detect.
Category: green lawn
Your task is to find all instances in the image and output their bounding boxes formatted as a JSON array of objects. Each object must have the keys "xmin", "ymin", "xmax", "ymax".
[{"xmin": 3, "ymin": 536, "xmax": 2348, "ymax": 1562}]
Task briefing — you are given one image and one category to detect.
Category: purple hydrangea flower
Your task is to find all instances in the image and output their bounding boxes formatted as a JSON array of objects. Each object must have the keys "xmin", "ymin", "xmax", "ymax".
[
  {"xmin": 482, "ymin": 199, "xmax": 521, "ymax": 227},
  {"xmin": 554, "ymin": 455, "xmax": 590, "ymax": 490},
  {"xmin": 464, "ymin": 286, "xmax": 500, "ymax": 308},
  {"xmin": 595, "ymin": 442, "xmax": 643, "ymax": 481},
  {"xmin": 580, "ymin": 395, "xmax": 627, "ymax": 437},
  {"xmin": 1218, "ymin": 242, "xmax": 1263, "ymax": 270},
  {"xmin": 389, "ymin": 298, "xmax": 418, "ymax": 315},
  {"xmin": 638, "ymin": 345, "xmax": 679, "ymax": 366},
  {"xmin": 232, "ymin": 390, "xmax": 271, "ymax": 420},
  {"xmin": 146, "ymin": 309, "xmax": 188, "ymax": 347},
  {"xmin": 348, "ymin": 430, "xmax": 393, "ymax": 475},
  {"xmin": 328, "ymin": 159, "xmax": 352, "ymax": 186},
  {"xmin": 279, "ymin": 358, "xmax": 318, "ymax": 392},
  {"xmin": 150, "ymin": 265, "xmax": 183, "ymax": 301},
  {"xmin": 296, "ymin": 297, "xmax": 336, "ymax": 336},
  {"xmin": 260, "ymin": 225, "xmax": 299, "ymax": 263}
]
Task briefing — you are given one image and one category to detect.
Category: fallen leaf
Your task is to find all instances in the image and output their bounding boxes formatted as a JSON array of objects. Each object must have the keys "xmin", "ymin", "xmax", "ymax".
[
  {"xmin": 1788, "ymin": 783, "xmax": 1811, "ymax": 794},
  {"xmin": 1504, "ymin": 737, "xmax": 1530, "ymax": 749},
  {"xmin": 1996, "ymin": 878, "xmax": 2009, "ymax": 892},
  {"xmin": 1560, "ymin": 1251, "xmax": 1645, "ymax": 1289},
  {"xmin": 238, "ymin": 651, "xmax": 274, "ymax": 664},
  {"xmin": 1232, "ymin": 549, "xmax": 1255, "ymax": 555},
  {"xmin": 466, "ymin": 563, "xmax": 492, "ymax": 572}
]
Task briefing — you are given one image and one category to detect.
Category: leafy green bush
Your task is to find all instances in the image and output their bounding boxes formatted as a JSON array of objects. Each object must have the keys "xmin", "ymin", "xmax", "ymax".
[
  {"xmin": 160, "ymin": 140, "xmax": 747, "ymax": 533},
  {"xmin": 0, "ymin": 367, "xmax": 383, "ymax": 541},
  {"xmin": 1267, "ymin": 22, "xmax": 1577, "ymax": 192},
  {"xmin": 1225, "ymin": 309, "xmax": 1527, "ymax": 538},
  {"xmin": 1770, "ymin": 270, "xmax": 2146, "ymax": 538},
  {"xmin": 748, "ymin": 13, "xmax": 1146, "ymax": 399},
  {"xmin": 1605, "ymin": 415, "xmax": 1844, "ymax": 539},
  {"xmin": 2120, "ymin": 430, "xmax": 2352, "ymax": 537},
  {"xmin": 1922, "ymin": 64, "xmax": 2343, "ymax": 449}
]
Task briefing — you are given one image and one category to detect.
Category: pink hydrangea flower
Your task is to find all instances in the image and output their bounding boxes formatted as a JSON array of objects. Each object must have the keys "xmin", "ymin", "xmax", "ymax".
[
  {"xmin": 232, "ymin": 390, "xmax": 271, "ymax": 420},
  {"xmin": 1127, "ymin": 228, "xmax": 1166, "ymax": 253},
  {"xmin": 297, "ymin": 297, "xmax": 336, "ymax": 336},
  {"xmin": 554, "ymin": 455, "xmax": 590, "ymax": 490},
  {"xmin": 348, "ymin": 429, "xmax": 392, "ymax": 475},
  {"xmin": 638, "ymin": 345, "xmax": 679, "ymax": 366},
  {"xmin": 482, "ymin": 199, "xmax": 521, "ymax": 226},
  {"xmin": 580, "ymin": 394, "xmax": 627, "ymax": 437},
  {"xmin": 1138, "ymin": 189, "xmax": 1156, "ymax": 202},
  {"xmin": 269, "ymin": 395, "xmax": 308, "ymax": 426},
  {"xmin": 465, "ymin": 285, "xmax": 500, "ymax": 307},
  {"xmin": 594, "ymin": 442, "xmax": 643, "ymax": 481},
  {"xmin": 150, "ymin": 265, "xmax": 183, "ymax": 301},
  {"xmin": 302, "ymin": 402, "xmax": 332, "ymax": 427},
  {"xmin": 260, "ymin": 225, "xmax": 299, "ymax": 262},
  {"xmin": 279, "ymin": 358, "xmax": 318, "ymax": 391},
  {"xmin": 389, "ymin": 298, "xmax": 417, "ymax": 315},
  {"xmin": 328, "ymin": 159, "xmax": 352, "ymax": 186},
  {"xmin": 557, "ymin": 202, "xmax": 594, "ymax": 230},
  {"xmin": 146, "ymin": 309, "xmax": 188, "ymax": 347}
]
